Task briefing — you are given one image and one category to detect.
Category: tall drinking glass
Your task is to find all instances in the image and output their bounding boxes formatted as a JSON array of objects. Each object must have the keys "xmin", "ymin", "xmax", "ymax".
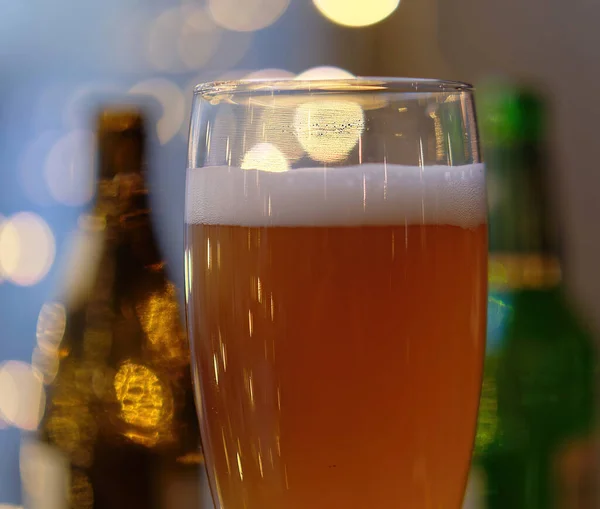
[{"xmin": 185, "ymin": 78, "xmax": 487, "ymax": 509}]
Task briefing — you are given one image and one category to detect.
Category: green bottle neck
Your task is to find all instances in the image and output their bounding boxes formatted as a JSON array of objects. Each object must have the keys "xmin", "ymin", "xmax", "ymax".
[{"xmin": 487, "ymin": 143, "xmax": 557, "ymax": 256}]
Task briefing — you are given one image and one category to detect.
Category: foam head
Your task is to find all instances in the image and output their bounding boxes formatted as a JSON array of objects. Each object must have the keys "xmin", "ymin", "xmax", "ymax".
[{"xmin": 186, "ymin": 163, "xmax": 486, "ymax": 228}]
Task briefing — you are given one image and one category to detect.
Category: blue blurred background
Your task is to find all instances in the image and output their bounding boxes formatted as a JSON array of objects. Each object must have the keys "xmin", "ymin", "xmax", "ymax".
[{"xmin": 2, "ymin": 0, "xmax": 600, "ymax": 505}]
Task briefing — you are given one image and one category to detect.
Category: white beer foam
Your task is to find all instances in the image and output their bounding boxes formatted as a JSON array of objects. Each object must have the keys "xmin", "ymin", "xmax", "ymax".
[{"xmin": 186, "ymin": 164, "xmax": 486, "ymax": 228}]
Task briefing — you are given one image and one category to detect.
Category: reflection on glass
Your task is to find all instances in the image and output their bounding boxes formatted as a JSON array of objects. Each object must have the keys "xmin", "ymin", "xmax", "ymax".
[
  {"xmin": 294, "ymin": 100, "xmax": 364, "ymax": 163},
  {"xmin": 242, "ymin": 143, "xmax": 290, "ymax": 173}
]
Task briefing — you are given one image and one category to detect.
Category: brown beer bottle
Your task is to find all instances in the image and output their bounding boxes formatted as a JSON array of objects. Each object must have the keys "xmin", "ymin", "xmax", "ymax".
[{"xmin": 25, "ymin": 107, "xmax": 204, "ymax": 509}]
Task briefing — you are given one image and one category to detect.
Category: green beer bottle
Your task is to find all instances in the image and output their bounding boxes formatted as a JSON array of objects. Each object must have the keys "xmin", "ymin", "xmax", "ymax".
[{"xmin": 472, "ymin": 84, "xmax": 597, "ymax": 509}]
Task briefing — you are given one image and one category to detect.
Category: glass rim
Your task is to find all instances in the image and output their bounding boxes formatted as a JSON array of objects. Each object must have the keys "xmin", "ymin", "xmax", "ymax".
[{"xmin": 194, "ymin": 76, "xmax": 474, "ymax": 99}]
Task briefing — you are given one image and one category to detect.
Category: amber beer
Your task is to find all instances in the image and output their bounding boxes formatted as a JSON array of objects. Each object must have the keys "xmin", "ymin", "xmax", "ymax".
[{"xmin": 186, "ymin": 164, "xmax": 487, "ymax": 509}]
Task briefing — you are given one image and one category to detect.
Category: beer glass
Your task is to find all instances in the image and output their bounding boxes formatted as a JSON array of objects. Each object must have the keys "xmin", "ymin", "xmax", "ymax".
[{"xmin": 185, "ymin": 78, "xmax": 486, "ymax": 509}]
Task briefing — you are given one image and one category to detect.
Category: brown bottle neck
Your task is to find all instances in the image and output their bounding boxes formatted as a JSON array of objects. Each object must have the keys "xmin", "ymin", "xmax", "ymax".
[{"xmin": 91, "ymin": 172, "xmax": 162, "ymax": 268}]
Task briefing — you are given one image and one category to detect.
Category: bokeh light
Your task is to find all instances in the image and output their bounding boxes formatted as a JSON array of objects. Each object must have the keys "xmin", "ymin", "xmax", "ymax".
[
  {"xmin": 178, "ymin": 6, "xmax": 222, "ymax": 70},
  {"xmin": 294, "ymin": 100, "xmax": 365, "ymax": 163},
  {"xmin": 313, "ymin": 0, "xmax": 400, "ymax": 27},
  {"xmin": 146, "ymin": 8, "xmax": 188, "ymax": 73},
  {"xmin": 44, "ymin": 130, "xmax": 96, "ymax": 207},
  {"xmin": 31, "ymin": 347, "xmax": 59, "ymax": 386},
  {"xmin": 258, "ymin": 108, "xmax": 305, "ymax": 163},
  {"xmin": 0, "ymin": 212, "xmax": 55, "ymax": 286},
  {"xmin": 295, "ymin": 66, "xmax": 355, "ymax": 80},
  {"xmin": 244, "ymin": 69, "xmax": 295, "ymax": 80},
  {"xmin": 209, "ymin": 0, "xmax": 290, "ymax": 32},
  {"xmin": 129, "ymin": 79, "xmax": 185, "ymax": 145},
  {"xmin": 147, "ymin": 7, "xmax": 221, "ymax": 73},
  {"xmin": 36, "ymin": 302, "xmax": 66, "ymax": 354},
  {"xmin": 33, "ymin": 302, "xmax": 66, "ymax": 385},
  {"xmin": 0, "ymin": 361, "xmax": 45, "ymax": 431},
  {"xmin": 242, "ymin": 143, "xmax": 290, "ymax": 173}
]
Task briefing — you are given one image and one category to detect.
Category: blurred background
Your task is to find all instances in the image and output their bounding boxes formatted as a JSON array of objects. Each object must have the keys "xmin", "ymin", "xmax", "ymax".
[{"xmin": 1, "ymin": 0, "xmax": 599, "ymax": 507}]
